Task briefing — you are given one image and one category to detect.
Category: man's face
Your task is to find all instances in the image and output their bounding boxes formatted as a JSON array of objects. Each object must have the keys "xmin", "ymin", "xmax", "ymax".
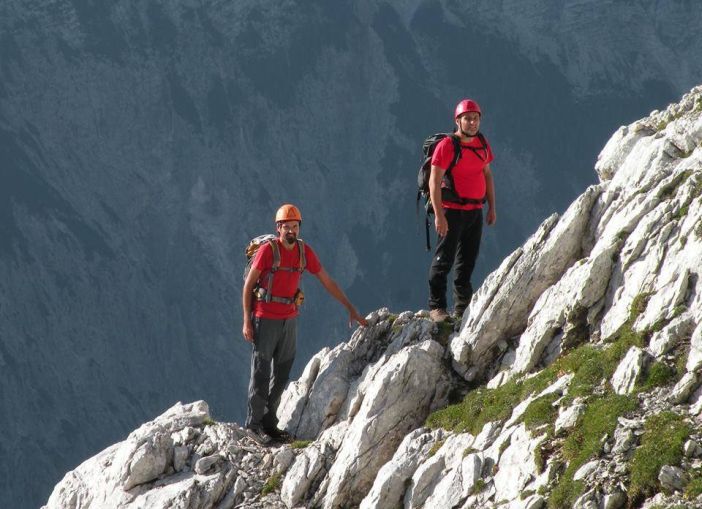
[
  {"xmin": 456, "ymin": 111, "xmax": 481, "ymax": 137},
  {"xmin": 277, "ymin": 220, "xmax": 300, "ymax": 245}
]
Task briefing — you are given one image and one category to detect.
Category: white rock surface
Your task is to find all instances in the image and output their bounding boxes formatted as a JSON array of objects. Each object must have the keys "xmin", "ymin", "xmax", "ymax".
[
  {"xmin": 279, "ymin": 311, "xmax": 438, "ymax": 439},
  {"xmin": 687, "ymin": 322, "xmax": 702, "ymax": 372},
  {"xmin": 670, "ymin": 371, "xmax": 700, "ymax": 404},
  {"xmin": 494, "ymin": 424, "xmax": 545, "ymax": 502},
  {"xmin": 555, "ymin": 398, "xmax": 586, "ymax": 434},
  {"xmin": 320, "ymin": 340, "xmax": 450, "ymax": 509},
  {"xmin": 611, "ymin": 347, "xmax": 647, "ymax": 395},
  {"xmin": 450, "ymin": 185, "xmax": 602, "ymax": 379},
  {"xmin": 44, "ymin": 401, "xmax": 288, "ymax": 509},
  {"xmin": 648, "ymin": 313, "xmax": 695, "ymax": 358},
  {"xmin": 359, "ymin": 427, "xmax": 444, "ymax": 509},
  {"xmin": 405, "ymin": 433, "xmax": 475, "ymax": 509}
]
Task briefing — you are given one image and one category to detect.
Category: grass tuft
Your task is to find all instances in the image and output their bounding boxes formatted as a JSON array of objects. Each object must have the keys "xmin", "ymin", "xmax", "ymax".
[
  {"xmin": 522, "ymin": 393, "xmax": 560, "ymax": 431},
  {"xmin": 638, "ymin": 361, "xmax": 677, "ymax": 392},
  {"xmin": 291, "ymin": 440, "xmax": 312, "ymax": 449},
  {"xmin": 685, "ymin": 470, "xmax": 702, "ymax": 500},
  {"xmin": 261, "ymin": 472, "xmax": 282, "ymax": 496},
  {"xmin": 428, "ymin": 440, "xmax": 445, "ymax": 457},
  {"xmin": 549, "ymin": 394, "xmax": 637, "ymax": 508},
  {"xmin": 628, "ymin": 412, "xmax": 691, "ymax": 504}
]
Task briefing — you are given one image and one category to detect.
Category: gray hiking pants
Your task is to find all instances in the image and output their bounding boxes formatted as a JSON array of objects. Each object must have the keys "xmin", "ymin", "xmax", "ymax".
[{"xmin": 245, "ymin": 317, "xmax": 296, "ymax": 430}]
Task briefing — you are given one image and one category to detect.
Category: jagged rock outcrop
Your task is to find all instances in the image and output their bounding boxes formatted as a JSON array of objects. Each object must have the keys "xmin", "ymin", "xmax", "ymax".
[
  {"xmin": 44, "ymin": 310, "xmax": 455, "ymax": 509},
  {"xmin": 45, "ymin": 86, "xmax": 702, "ymax": 508}
]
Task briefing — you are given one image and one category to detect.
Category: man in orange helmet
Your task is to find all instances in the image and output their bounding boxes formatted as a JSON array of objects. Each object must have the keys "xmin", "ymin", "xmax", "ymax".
[
  {"xmin": 242, "ymin": 204, "xmax": 367, "ymax": 444},
  {"xmin": 428, "ymin": 99, "xmax": 497, "ymax": 323}
]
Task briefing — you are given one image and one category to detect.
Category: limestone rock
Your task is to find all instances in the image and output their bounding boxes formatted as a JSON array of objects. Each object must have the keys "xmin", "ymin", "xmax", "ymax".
[
  {"xmin": 555, "ymin": 398, "xmax": 586, "ymax": 434},
  {"xmin": 648, "ymin": 313, "xmax": 695, "ymax": 358},
  {"xmin": 320, "ymin": 340, "xmax": 450, "ymax": 509},
  {"xmin": 670, "ymin": 372, "xmax": 700, "ymax": 404},
  {"xmin": 281, "ymin": 423, "xmax": 346, "ymax": 507},
  {"xmin": 420, "ymin": 452, "xmax": 482, "ymax": 509},
  {"xmin": 687, "ymin": 322, "xmax": 702, "ymax": 372},
  {"xmin": 684, "ymin": 439, "xmax": 702, "ymax": 458},
  {"xmin": 450, "ymin": 185, "xmax": 602, "ymax": 379},
  {"xmin": 603, "ymin": 489, "xmax": 627, "ymax": 509},
  {"xmin": 44, "ymin": 401, "xmax": 292, "ymax": 509},
  {"xmin": 278, "ymin": 311, "xmax": 437, "ymax": 440},
  {"xmin": 659, "ymin": 465, "xmax": 686, "ymax": 492},
  {"xmin": 511, "ymin": 243, "xmax": 615, "ymax": 376},
  {"xmin": 359, "ymin": 428, "xmax": 444, "ymax": 509},
  {"xmin": 573, "ymin": 460, "xmax": 600, "ymax": 481},
  {"xmin": 494, "ymin": 424, "xmax": 545, "ymax": 502},
  {"xmin": 405, "ymin": 433, "xmax": 475, "ymax": 509},
  {"xmin": 611, "ymin": 347, "xmax": 647, "ymax": 395}
]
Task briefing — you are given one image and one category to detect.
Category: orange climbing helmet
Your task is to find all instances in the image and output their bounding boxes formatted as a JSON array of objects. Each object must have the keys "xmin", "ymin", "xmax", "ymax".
[{"xmin": 275, "ymin": 203, "xmax": 302, "ymax": 223}]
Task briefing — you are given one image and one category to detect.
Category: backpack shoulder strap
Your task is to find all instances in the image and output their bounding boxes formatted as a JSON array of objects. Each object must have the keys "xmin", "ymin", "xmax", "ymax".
[
  {"xmin": 446, "ymin": 135, "xmax": 462, "ymax": 175},
  {"xmin": 263, "ymin": 240, "xmax": 280, "ymax": 302},
  {"xmin": 267, "ymin": 239, "xmax": 281, "ymax": 271},
  {"xmin": 296, "ymin": 240, "xmax": 306, "ymax": 272}
]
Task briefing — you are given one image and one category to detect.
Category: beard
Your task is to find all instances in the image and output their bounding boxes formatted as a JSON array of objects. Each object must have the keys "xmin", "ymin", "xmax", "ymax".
[{"xmin": 284, "ymin": 232, "xmax": 297, "ymax": 244}]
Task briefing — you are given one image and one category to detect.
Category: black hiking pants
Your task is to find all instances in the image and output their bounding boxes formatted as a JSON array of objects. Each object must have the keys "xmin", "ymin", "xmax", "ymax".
[
  {"xmin": 428, "ymin": 208, "xmax": 483, "ymax": 313},
  {"xmin": 245, "ymin": 317, "xmax": 296, "ymax": 431}
]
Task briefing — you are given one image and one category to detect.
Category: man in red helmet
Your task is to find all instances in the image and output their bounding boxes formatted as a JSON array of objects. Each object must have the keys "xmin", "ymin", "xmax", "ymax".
[
  {"xmin": 428, "ymin": 99, "xmax": 496, "ymax": 323},
  {"xmin": 242, "ymin": 203, "xmax": 367, "ymax": 444}
]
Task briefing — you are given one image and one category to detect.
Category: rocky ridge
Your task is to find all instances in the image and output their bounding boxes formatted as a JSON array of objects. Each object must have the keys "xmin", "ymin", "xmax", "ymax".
[{"xmin": 45, "ymin": 87, "xmax": 702, "ymax": 508}]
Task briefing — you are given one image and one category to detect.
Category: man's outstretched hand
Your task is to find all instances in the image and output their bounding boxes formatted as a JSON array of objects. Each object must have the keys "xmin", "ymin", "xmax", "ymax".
[{"xmin": 349, "ymin": 308, "xmax": 368, "ymax": 328}]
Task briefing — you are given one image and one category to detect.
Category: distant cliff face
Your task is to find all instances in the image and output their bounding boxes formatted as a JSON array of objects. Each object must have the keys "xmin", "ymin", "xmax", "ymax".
[{"xmin": 2, "ymin": 1, "xmax": 702, "ymax": 507}]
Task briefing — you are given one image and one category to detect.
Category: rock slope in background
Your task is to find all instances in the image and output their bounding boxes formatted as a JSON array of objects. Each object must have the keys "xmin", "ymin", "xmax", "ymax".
[{"xmin": 45, "ymin": 87, "xmax": 702, "ymax": 508}]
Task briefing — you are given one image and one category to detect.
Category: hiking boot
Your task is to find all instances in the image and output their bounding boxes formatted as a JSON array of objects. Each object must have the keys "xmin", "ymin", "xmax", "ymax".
[
  {"xmin": 453, "ymin": 307, "xmax": 466, "ymax": 321},
  {"xmin": 245, "ymin": 424, "xmax": 272, "ymax": 445},
  {"xmin": 430, "ymin": 308, "xmax": 450, "ymax": 323},
  {"xmin": 266, "ymin": 427, "xmax": 293, "ymax": 443}
]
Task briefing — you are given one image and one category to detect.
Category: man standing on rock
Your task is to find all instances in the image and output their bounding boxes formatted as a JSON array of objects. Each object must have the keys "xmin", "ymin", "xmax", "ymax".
[
  {"xmin": 428, "ymin": 99, "xmax": 497, "ymax": 323},
  {"xmin": 242, "ymin": 204, "xmax": 367, "ymax": 444}
]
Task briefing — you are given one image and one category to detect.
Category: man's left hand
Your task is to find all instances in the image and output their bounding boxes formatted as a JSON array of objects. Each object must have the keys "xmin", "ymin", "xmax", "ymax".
[{"xmin": 486, "ymin": 207, "xmax": 496, "ymax": 226}]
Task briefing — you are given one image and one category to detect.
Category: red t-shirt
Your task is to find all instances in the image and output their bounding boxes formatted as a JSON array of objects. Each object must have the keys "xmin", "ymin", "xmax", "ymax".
[
  {"xmin": 251, "ymin": 239, "xmax": 322, "ymax": 319},
  {"xmin": 431, "ymin": 135, "xmax": 494, "ymax": 210}
]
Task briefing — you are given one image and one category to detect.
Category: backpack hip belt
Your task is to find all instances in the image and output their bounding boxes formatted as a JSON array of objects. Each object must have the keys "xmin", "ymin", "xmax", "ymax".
[{"xmin": 255, "ymin": 287, "xmax": 305, "ymax": 306}]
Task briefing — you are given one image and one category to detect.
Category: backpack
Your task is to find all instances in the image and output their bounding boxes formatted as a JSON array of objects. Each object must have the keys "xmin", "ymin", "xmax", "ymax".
[
  {"xmin": 416, "ymin": 132, "xmax": 488, "ymax": 250},
  {"xmin": 244, "ymin": 235, "xmax": 306, "ymax": 306}
]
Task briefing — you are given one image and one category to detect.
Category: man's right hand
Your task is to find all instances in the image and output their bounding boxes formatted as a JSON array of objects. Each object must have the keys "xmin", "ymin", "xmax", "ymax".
[
  {"xmin": 243, "ymin": 320, "xmax": 254, "ymax": 343},
  {"xmin": 434, "ymin": 214, "xmax": 448, "ymax": 237}
]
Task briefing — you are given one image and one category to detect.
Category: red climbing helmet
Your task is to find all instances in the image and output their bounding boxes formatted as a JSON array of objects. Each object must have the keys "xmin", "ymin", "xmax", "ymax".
[{"xmin": 454, "ymin": 99, "xmax": 482, "ymax": 119}]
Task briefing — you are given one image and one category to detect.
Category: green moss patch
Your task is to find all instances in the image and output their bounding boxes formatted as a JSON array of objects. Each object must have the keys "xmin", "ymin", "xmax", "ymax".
[
  {"xmin": 522, "ymin": 393, "xmax": 560, "ymax": 431},
  {"xmin": 426, "ymin": 363, "xmax": 559, "ymax": 435},
  {"xmin": 549, "ymin": 394, "xmax": 638, "ymax": 508},
  {"xmin": 291, "ymin": 440, "xmax": 312, "ymax": 449},
  {"xmin": 685, "ymin": 470, "xmax": 702, "ymax": 500},
  {"xmin": 628, "ymin": 412, "xmax": 692, "ymax": 504},
  {"xmin": 261, "ymin": 472, "xmax": 282, "ymax": 495},
  {"xmin": 428, "ymin": 439, "xmax": 445, "ymax": 457},
  {"xmin": 637, "ymin": 361, "xmax": 677, "ymax": 392}
]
